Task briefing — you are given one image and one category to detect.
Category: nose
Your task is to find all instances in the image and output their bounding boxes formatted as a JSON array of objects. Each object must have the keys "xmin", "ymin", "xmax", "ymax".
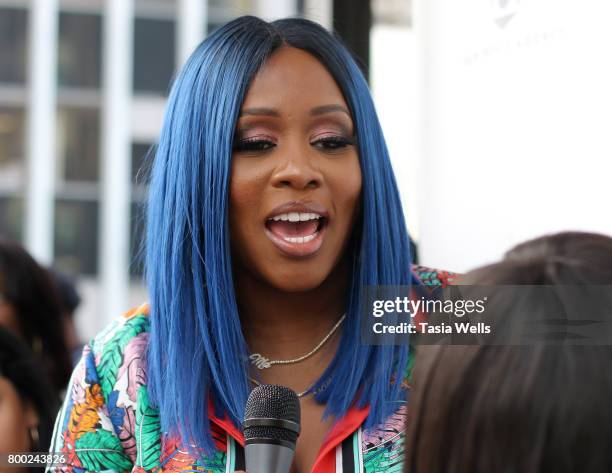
[{"xmin": 270, "ymin": 148, "xmax": 323, "ymax": 190}]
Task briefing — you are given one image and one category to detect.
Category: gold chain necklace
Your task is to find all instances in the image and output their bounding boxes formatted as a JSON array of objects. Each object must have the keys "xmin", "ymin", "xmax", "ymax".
[{"xmin": 248, "ymin": 313, "xmax": 346, "ymax": 370}]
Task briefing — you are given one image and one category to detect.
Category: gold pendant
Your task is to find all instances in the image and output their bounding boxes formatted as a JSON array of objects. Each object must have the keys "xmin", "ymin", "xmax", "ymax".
[{"xmin": 249, "ymin": 353, "xmax": 272, "ymax": 369}]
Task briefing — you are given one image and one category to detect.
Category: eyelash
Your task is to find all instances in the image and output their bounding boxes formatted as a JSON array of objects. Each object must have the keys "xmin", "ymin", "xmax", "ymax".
[
  {"xmin": 233, "ymin": 136, "xmax": 354, "ymax": 153},
  {"xmin": 233, "ymin": 137, "xmax": 276, "ymax": 153},
  {"xmin": 312, "ymin": 136, "xmax": 354, "ymax": 150}
]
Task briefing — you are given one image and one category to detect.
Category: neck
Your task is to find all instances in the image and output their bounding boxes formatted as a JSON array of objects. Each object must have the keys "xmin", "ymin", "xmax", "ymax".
[{"xmin": 235, "ymin": 259, "xmax": 350, "ymax": 360}]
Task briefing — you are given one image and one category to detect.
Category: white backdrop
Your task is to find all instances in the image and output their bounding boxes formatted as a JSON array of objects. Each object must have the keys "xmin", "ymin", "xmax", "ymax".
[{"xmin": 413, "ymin": 0, "xmax": 612, "ymax": 272}]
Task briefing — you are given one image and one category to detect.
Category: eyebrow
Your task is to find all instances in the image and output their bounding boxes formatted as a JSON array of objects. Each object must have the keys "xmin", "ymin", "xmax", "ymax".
[
  {"xmin": 310, "ymin": 104, "xmax": 351, "ymax": 118},
  {"xmin": 240, "ymin": 107, "xmax": 280, "ymax": 117},
  {"xmin": 239, "ymin": 104, "xmax": 351, "ymax": 118}
]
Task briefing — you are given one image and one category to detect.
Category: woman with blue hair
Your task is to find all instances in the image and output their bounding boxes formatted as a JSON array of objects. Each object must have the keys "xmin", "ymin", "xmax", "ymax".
[{"xmin": 50, "ymin": 16, "xmax": 454, "ymax": 473}]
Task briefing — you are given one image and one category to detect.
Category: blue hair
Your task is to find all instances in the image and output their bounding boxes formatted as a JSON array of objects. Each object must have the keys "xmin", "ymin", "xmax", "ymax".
[{"xmin": 146, "ymin": 16, "xmax": 415, "ymax": 455}]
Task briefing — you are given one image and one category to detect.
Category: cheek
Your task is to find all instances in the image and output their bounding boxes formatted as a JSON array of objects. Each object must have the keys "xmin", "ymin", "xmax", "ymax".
[
  {"xmin": 348, "ymin": 168, "xmax": 363, "ymax": 211},
  {"xmin": 0, "ymin": 393, "xmax": 30, "ymax": 452},
  {"xmin": 229, "ymin": 163, "xmax": 268, "ymax": 246},
  {"xmin": 334, "ymin": 159, "xmax": 362, "ymax": 223}
]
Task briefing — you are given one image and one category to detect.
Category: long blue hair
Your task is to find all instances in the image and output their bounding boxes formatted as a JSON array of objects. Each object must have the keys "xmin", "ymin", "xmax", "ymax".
[{"xmin": 146, "ymin": 15, "xmax": 415, "ymax": 454}]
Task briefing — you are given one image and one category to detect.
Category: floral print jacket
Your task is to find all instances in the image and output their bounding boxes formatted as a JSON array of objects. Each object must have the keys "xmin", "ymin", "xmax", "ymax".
[{"xmin": 48, "ymin": 265, "xmax": 456, "ymax": 473}]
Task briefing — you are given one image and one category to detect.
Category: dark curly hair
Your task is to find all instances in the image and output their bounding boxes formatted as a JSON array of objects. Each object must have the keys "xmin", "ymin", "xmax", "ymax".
[
  {"xmin": 0, "ymin": 237, "xmax": 72, "ymax": 397},
  {"xmin": 0, "ymin": 326, "xmax": 59, "ymax": 458}
]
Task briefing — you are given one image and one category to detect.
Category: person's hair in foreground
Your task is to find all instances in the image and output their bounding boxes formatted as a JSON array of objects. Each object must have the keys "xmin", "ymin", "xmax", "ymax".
[
  {"xmin": 145, "ymin": 15, "xmax": 414, "ymax": 453},
  {"xmin": 0, "ymin": 326, "xmax": 58, "ymax": 470},
  {"xmin": 0, "ymin": 237, "xmax": 72, "ymax": 398},
  {"xmin": 404, "ymin": 231, "xmax": 612, "ymax": 473}
]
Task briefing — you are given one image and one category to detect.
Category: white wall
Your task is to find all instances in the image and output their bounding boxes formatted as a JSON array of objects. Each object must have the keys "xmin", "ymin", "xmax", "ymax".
[
  {"xmin": 415, "ymin": 0, "xmax": 612, "ymax": 272},
  {"xmin": 371, "ymin": 25, "xmax": 420, "ymax": 240}
]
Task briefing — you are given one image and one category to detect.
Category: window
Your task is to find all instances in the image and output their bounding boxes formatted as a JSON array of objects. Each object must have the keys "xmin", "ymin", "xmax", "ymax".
[
  {"xmin": 54, "ymin": 199, "xmax": 99, "ymax": 276},
  {"xmin": 58, "ymin": 12, "xmax": 102, "ymax": 88},
  {"xmin": 131, "ymin": 142, "xmax": 154, "ymax": 186},
  {"xmin": 54, "ymin": 12, "xmax": 102, "ymax": 275},
  {"xmin": 0, "ymin": 8, "xmax": 27, "ymax": 84},
  {"xmin": 129, "ymin": 201, "xmax": 146, "ymax": 278},
  {"xmin": 0, "ymin": 196, "xmax": 23, "ymax": 242},
  {"xmin": 0, "ymin": 107, "xmax": 25, "ymax": 188},
  {"xmin": 130, "ymin": 142, "xmax": 152, "ymax": 278},
  {"xmin": 133, "ymin": 18, "xmax": 175, "ymax": 94},
  {"xmin": 136, "ymin": 0, "xmax": 176, "ymax": 5},
  {"xmin": 57, "ymin": 107, "xmax": 100, "ymax": 182}
]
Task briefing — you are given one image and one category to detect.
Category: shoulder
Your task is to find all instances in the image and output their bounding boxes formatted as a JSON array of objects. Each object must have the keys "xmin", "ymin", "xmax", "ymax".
[
  {"xmin": 89, "ymin": 303, "xmax": 151, "ymax": 400},
  {"xmin": 361, "ymin": 404, "xmax": 407, "ymax": 471},
  {"xmin": 91, "ymin": 303, "xmax": 151, "ymax": 361},
  {"xmin": 50, "ymin": 304, "xmax": 153, "ymax": 469},
  {"xmin": 411, "ymin": 264, "xmax": 459, "ymax": 288}
]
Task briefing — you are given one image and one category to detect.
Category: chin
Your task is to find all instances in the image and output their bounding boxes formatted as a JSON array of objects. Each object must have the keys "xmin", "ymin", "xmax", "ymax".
[
  {"xmin": 233, "ymin": 240, "xmax": 348, "ymax": 294},
  {"xmin": 266, "ymin": 266, "xmax": 331, "ymax": 293},
  {"xmin": 273, "ymin": 279, "xmax": 326, "ymax": 293}
]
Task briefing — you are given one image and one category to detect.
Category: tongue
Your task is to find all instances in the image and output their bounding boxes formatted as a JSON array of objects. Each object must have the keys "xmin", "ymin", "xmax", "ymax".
[{"xmin": 268, "ymin": 220, "xmax": 319, "ymax": 238}]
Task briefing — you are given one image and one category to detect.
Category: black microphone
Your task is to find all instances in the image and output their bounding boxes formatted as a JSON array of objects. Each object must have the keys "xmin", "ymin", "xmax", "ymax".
[{"xmin": 243, "ymin": 385, "xmax": 301, "ymax": 473}]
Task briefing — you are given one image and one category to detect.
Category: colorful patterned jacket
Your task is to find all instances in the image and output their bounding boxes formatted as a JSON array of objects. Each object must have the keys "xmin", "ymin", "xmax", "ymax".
[{"xmin": 48, "ymin": 265, "xmax": 456, "ymax": 473}]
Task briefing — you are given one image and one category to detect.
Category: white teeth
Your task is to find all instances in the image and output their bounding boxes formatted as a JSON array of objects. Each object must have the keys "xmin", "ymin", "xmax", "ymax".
[
  {"xmin": 270, "ymin": 212, "xmax": 321, "ymax": 222},
  {"xmin": 283, "ymin": 233, "xmax": 317, "ymax": 244}
]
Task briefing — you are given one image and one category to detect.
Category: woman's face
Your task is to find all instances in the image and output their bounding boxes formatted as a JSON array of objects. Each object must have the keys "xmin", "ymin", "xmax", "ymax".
[
  {"xmin": 0, "ymin": 376, "xmax": 38, "ymax": 460},
  {"xmin": 230, "ymin": 47, "xmax": 362, "ymax": 292}
]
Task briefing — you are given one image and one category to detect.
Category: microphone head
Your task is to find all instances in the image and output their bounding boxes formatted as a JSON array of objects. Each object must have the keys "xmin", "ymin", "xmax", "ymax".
[{"xmin": 243, "ymin": 385, "xmax": 301, "ymax": 446}]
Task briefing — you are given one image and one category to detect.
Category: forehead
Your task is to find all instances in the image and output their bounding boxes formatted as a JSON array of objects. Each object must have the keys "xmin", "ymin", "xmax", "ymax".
[{"xmin": 241, "ymin": 46, "xmax": 348, "ymax": 111}]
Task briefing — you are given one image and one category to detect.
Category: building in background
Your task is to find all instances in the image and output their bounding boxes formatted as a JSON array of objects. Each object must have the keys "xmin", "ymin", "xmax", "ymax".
[{"xmin": 0, "ymin": 0, "xmax": 413, "ymax": 339}]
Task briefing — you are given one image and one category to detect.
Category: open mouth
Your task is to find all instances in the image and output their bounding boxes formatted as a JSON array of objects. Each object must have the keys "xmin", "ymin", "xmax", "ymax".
[
  {"xmin": 264, "ymin": 212, "xmax": 328, "ymax": 257},
  {"xmin": 266, "ymin": 213, "xmax": 326, "ymax": 243}
]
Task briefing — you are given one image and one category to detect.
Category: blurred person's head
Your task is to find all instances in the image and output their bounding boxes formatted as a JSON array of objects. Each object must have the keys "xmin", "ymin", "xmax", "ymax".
[
  {"xmin": 0, "ymin": 326, "xmax": 58, "ymax": 469},
  {"xmin": 0, "ymin": 237, "xmax": 72, "ymax": 397},
  {"xmin": 405, "ymin": 231, "xmax": 612, "ymax": 473},
  {"xmin": 466, "ymin": 231, "xmax": 612, "ymax": 285},
  {"xmin": 48, "ymin": 268, "xmax": 81, "ymax": 318},
  {"xmin": 48, "ymin": 268, "xmax": 83, "ymax": 365}
]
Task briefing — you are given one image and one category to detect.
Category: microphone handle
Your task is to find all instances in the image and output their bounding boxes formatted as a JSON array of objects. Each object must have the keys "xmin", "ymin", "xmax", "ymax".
[{"xmin": 245, "ymin": 442, "xmax": 295, "ymax": 473}]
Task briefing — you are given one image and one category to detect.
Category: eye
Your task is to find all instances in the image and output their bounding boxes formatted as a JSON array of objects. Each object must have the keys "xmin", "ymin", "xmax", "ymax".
[
  {"xmin": 233, "ymin": 137, "xmax": 276, "ymax": 153},
  {"xmin": 312, "ymin": 136, "xmax": 354, "ymax": 151}
]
